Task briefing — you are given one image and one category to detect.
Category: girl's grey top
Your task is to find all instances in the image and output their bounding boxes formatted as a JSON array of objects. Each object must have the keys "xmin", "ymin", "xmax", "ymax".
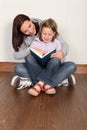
[{"xmin": 13, "ymin": 18, "xmax": 69, "ymax": 60}]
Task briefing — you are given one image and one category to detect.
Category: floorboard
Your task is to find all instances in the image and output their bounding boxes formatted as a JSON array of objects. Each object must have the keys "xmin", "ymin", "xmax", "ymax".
[{"xmin": 0, "ymin": 72, "xmax": 87, "ymax": 130}]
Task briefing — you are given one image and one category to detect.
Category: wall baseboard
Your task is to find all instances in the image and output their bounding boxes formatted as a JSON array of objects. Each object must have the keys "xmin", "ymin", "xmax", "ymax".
[
  {"xmin": 0, "ymin": 62, "xmax": 87, "ymax": 74},
  {"xmin": 0, "ymin": 62, "xmax": 16, "ymax": 72},
  {"xmin": 76, "ymin": 64, "xmax": 87, "ymax": 74}
]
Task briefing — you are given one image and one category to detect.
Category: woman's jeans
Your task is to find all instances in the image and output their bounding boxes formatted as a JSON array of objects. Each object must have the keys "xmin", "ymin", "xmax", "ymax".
[{"xmin": 14, "ymin": 55, "xmax": 77, "ymax": 87}]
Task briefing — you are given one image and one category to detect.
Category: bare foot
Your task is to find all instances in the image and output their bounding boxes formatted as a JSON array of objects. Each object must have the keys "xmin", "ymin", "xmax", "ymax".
[
  {"xmin": 44, "ymin": 84, "xmax": 56, "ymax": 94},
  {"xmin": 28, "ymin": 81, "xmax": 44, "ymax": 96}
]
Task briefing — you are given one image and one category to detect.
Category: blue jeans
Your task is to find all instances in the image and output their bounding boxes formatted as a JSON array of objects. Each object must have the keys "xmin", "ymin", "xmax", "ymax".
[
  {"xmin": 14, "ymin": 55, "xmax": 77, "ymax": 87},
  {"xmin": 25, "ymin": 55, "xmax": 61, "ymax": 85}
]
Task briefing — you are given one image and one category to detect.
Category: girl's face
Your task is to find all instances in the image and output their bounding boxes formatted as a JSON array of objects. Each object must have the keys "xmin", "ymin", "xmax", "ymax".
[
  {"xmin": 20, "ymin": 20, "xmax": 36, "ymax": 35},
  {"xmin": 41, "ymin": 27, "xmax": 55, "ymax": 43}
]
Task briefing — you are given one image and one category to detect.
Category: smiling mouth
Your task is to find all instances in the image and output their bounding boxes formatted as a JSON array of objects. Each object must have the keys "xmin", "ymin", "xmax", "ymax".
[{"xmin": 44, "ymin": 39, "xmax": 49, "ymax": 41}]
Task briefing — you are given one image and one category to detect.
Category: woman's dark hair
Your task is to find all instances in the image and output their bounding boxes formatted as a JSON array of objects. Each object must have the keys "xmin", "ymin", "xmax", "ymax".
[
  {"xmin": 12, "ymin": 14, "xmax": 31, "ymax": 51},
  {"xmin": 39, "ymin": 18, "xmax": 59, "ymax": 41}
]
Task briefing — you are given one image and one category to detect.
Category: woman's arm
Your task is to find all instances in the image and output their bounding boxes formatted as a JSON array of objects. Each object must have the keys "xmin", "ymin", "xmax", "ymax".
[
  {"xmin": 57, "ymin": 35, "xmax": 69, "ymax": 56},
  {"xmin": 13, "ymin": 45, "xmax": 30, "ymax": 60},
  {"xmin": 13, "ymin": 35, "xmax": 38, "ymax": 60}
]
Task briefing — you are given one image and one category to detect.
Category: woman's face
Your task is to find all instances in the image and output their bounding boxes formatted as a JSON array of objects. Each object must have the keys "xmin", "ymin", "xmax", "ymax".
[
  {"xmin": 20, "ymin": 20, "xmax": 36, "ymax": 35},
  {"xmin": 41, "ymin": 27, "xmax": 55, "ymax": 43}
]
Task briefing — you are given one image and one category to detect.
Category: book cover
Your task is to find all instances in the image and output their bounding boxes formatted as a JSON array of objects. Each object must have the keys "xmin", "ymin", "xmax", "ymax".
[{"xmin": 30, "ymin": 48, "xmax": 56, "ymax": 67}]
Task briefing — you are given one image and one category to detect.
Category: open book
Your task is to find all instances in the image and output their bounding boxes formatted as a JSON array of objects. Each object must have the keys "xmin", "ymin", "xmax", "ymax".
[{"xmin": 30, "ymin": 48, "xmax": 56, "ymax": 67}]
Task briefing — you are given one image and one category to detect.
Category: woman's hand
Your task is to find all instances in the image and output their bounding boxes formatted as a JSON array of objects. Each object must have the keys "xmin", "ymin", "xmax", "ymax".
[{"xmin": 51, "ymin": 50, "xmax": 64, "ymax": 59}]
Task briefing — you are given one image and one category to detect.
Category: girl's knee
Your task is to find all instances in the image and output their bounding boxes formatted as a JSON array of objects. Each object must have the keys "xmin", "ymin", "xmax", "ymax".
[
  {"xmin": 25, "ymin": 55, "xmax": 33, "ymax": 61},
  {"xmin": 51, "ymin": 58, "xmax": 60, "ymax": 64},
  {"xmin": 25, "ymin": 55, "xmax": 37, "ymax": 64}
]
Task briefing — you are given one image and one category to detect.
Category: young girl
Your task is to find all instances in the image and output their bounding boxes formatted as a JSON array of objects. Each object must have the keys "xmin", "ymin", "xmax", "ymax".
[
  {"xmin": 27, "ymin": 18, "xmax": 62, "ymax": 96},
  {"xmin": 30, "ymin": 18, "xmax": 63, "ymax": 65}
]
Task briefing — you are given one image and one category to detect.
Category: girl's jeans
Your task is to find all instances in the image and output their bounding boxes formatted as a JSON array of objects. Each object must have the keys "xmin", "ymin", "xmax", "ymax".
[{"xmin": 14, "ymin": 55, "xmax": 77, "ymax": 87}]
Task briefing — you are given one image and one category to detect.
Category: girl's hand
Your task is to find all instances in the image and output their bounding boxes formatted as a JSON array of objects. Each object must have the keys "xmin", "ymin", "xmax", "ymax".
[{"xmin": 51, "ymin": 51, "xmax": 64, "ymax": 59}]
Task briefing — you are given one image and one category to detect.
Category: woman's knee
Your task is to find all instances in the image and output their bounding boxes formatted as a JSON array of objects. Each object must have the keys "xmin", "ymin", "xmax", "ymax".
[
  {"xmin": 14, "ymin": 63, "xmax": 25, "ymax": 74},
  {"xmin": 68, "ymin": 62, "xmax": 77, "ymax": 72}
]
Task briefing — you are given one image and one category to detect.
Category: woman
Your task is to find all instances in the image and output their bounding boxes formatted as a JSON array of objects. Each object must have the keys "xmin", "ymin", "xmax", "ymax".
[{"xmin": 11, "ymin": 14, "xmax": 76, "ymax": 93}]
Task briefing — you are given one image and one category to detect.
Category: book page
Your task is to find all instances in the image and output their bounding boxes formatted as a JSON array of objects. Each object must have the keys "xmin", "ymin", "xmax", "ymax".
[
  {"xmin": 43, "ymin": 49, "xmax": 56, "ymax": 58},
  {"xmin": 30, "ymin": 48, "xmax": 43, "ymax": 58}
]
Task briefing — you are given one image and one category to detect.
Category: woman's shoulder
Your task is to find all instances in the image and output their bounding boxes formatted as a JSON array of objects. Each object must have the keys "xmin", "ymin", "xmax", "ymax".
[
  {"xmin": 24, "ymin": 35, "xmax": 37, "ymax": 46},
  {"xmin": 31, "ymin": 18, "xmax": 42, "ymax": 25}
]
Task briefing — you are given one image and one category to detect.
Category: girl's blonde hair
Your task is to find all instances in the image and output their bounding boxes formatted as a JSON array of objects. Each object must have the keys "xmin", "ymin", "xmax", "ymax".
[{"xmin": 39, "ymin": 18, "xmax": 59, "ymax": 41}]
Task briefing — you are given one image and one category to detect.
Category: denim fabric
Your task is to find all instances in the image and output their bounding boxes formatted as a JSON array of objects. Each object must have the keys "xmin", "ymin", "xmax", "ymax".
[
  {"xmin": 14, "ymin": 55, "xmax": 77, "ymax": 87},
  {"xmin": 38, "ymin": 61, "xmax": 77, "ymax": 87},
  {"xmin": 25, "ymin": 55, "xmax": 61, "ymax": 85},
  {"xmin": 14, "ymin": 63, "xmax": 30, "ymax": 78}
]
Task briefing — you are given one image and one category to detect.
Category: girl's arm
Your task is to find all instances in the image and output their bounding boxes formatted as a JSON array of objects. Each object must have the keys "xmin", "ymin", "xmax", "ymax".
[
  {"xmin": 51, "ymin": 39, "xmax": 64, "ymax": 59},
  {"xmin": 51, "ymin": 51, "xmax": 64, "ymax": 60}
]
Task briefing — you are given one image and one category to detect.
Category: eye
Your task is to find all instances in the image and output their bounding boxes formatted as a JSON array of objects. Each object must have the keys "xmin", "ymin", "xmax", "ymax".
[
  {"xmin": 28, "ymin": 24, "xmax": 31, "ymax": 28},
  {"xmin": 24, "ymin": 30, "xmax": 28, "ymax": 34},
  {"xmin": 43, "ymin": 33, "xmax": 46, "ymax": 35}
]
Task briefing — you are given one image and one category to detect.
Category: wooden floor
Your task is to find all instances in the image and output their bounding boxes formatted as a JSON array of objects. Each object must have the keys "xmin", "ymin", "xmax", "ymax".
[{"xmin": 0, "ymin": 72, "xmax": 87, "ymax": 130}]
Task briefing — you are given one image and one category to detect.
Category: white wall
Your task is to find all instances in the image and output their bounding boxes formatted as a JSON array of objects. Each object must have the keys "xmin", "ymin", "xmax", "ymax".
[{"xmin": 0, "ymin": 0, "xmax": 87, "ymax": 64}]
